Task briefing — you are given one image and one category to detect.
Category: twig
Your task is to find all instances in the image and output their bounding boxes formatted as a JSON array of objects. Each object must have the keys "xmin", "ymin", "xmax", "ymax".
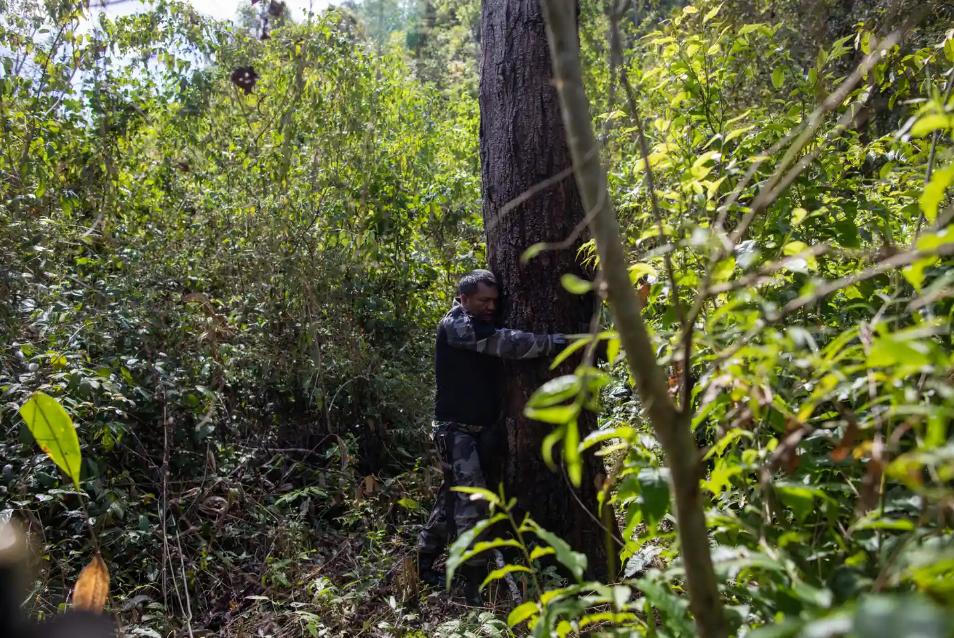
[
  {"xmin": 773, "ymin": 243, "xmax": 954, "ymax": 319},
  {"xmin": 175, "ymin": 527, "xmax": 196, "ymax": 638},
  {"xmin": 705, "ymin": 243, "xmax": 833, "ymax": 296},
  {"xmin": 160, "ymin": 401, "xmax": 171, "ymax": 611}
]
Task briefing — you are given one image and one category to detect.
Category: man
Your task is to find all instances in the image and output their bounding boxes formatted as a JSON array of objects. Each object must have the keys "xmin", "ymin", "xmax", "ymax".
[{"xmin": 416, "ymin": 269, "xmax": 567, "ymax": 604}]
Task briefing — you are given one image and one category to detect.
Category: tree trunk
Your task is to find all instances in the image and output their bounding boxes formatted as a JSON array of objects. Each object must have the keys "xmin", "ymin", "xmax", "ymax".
[{"xmin": 479, "ymin": 0, "xmax": 615, "ymax": 579}]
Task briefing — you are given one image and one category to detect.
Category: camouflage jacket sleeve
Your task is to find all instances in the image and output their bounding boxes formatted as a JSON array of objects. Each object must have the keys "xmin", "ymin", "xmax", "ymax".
[{"xmin": 442, "ymin": 308, "xmax": 565, "ymax": 359}]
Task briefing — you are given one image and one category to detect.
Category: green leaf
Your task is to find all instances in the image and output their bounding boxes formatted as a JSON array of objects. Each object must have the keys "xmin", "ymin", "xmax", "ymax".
[
  {"xmin": 480, "ymin": 564, "xmax": 531, "ymax": 589},
  {"xmin": 636, "ymin": 577, "xmax": 693, "ymax": 636},
  {"xmin": 771, "ymin": 67, "xmax": 785, "ymax": 90},
  {"xmin": 396, "ymin": 497, "xmax": 420, "ymax": 510},
  {"xmin": 712, "ymin": 256, "xmax": 736, "ymax": 282},
  {"xmin": 521, "ymin": 242, "xmax": 547, "ymax": 264},
  {"xmin": 507, "ymin": 601, "xmax": 539, "ymax": 627},
  {"xmin": 550, "ymin": 336, "xmax": 591, "ymax": 369},
  {"xmin": 530, "ymin": 546, "xmax": 555, "ymax": 561},
  {"xmin": 775, "ymin": 485, "xmax": 817, "ymax": 522},
  {"xmin": 627, "ymin": 262, "xmax": 657, "ymax": 283},
  {"xmin": 704, "ymin": 428, "xmax": 754, "ymax": 460},
  {"xmin": 791, "ymin": 207, "xmax": 808, "ymax": 226},
  {"xmin": 902, "ymin": 257, "xmax": 937, "ymax": 291},
  {"xmin": 530, "ymin": 522, "xmax": 587, "ymax": 582},
  {"xmin": 564, "ymin": 417, "xmax": 582, "ymax": 486},
  {"xmin": 527, "ymin": 375, "xmax": 582, "ymax": 408},
  {"xmin": 852, "ymin": 594, "xmax": 953, "ymax": 638},
  {"xmin": 560, "ymin": 273, "xmax": 592, "ymax": 295},
  {"xmin": 525, "ymin": 403, "xmax": 580, "ymax": 425},
  {"xmin": 920, "ymin": 164, "xmax": 954, "ymax": 223},
  {"xmin": 606, "ymin": 336, "xmax": 620, "ymax": 364},
  {"xmin": 910, "ymin": 114, "xmax": 953, "ymax": 138},
  {"xmin": 19, "ymin": 392, "xmax": 82, "ymax": 489},
  {"xmin": 456, "ymin": 538, "xmax": 523, "ymax": 567},
  {"xmin": 446, "ymin": 513, "xmax": 507, "ymax": 584},
  {"xmin": 851, "ymin": 515, "xmax": 915, "ymax": 532},
  {"xmin": 868, "ymin": 333, "xmax": 932, "ymax": 372},
  {"xmin": 636, "ymin": 468, "xmax": 670, "ymax": 529},
  {"xmin": 450, "ymin": 486, "xmax": 500, "ymax": 505},
  {"xmin": 541, "ymin": 425, "xmax": 565, "ymax": 470},
  {"xmin": 782, "ymin": 240, "xmax": 817, "ymax": 271},
  {"xmin": 704, "ymin": 457, "xmax": 742, "ymax": 496}
]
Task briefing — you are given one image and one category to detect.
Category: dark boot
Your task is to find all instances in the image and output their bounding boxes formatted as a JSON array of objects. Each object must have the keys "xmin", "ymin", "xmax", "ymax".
[
  {"xmin": 459, "ymin": 564, "xmax": 485, "ymax": 606},
  {"xmin": 417, "ymin": 551, "xmax": 443, "ymax": 588}
]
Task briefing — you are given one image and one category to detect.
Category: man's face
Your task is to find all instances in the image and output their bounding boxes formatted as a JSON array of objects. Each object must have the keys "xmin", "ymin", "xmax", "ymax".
[{"xmin": 460, "ymin": 282, "xmax": 498, "ymax": 322}]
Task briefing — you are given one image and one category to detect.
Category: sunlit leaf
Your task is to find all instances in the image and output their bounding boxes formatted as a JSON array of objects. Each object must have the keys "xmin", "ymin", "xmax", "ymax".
[{"xmin": 19, "ymin": 392, "xmax": 82, "ymax": 489}]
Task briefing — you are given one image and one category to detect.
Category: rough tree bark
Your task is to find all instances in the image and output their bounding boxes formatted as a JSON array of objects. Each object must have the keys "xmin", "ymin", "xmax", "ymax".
[{"xmin": 478, "ymin": 0, "xmax": 615, "ymax": 579}]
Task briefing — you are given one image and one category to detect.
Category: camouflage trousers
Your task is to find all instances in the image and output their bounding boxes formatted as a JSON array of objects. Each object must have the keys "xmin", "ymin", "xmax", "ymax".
[{"xmin": 417, "ymin": 421, "xmax": 492, "ymax": 565}]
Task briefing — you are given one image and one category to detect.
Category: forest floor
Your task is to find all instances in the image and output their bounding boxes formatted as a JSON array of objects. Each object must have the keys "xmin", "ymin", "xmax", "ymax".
[{"xmin": 102, "ymin": 448, "xmax": 516, "ymax": 638}]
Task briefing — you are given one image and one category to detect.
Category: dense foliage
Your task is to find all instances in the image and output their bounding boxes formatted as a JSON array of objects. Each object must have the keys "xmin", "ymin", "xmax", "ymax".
[{"xmin": 1, "ymin": 0, "xmax": 952, "ymax": 637}]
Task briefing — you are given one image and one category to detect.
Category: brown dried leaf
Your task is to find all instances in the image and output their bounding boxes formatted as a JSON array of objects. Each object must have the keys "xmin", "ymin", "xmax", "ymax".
[{"xmin": 72, "ymin": 553, "xmax": 110, "ymax": 613}]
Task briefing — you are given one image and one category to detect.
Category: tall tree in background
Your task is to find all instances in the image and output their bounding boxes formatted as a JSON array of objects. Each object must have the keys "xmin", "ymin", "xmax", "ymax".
[{"xmin": 479, "ymin": 0, "xmax": 614, "ymax": 578}]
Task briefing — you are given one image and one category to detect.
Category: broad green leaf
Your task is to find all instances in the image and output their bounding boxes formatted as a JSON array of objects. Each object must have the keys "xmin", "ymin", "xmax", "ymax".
[
  {"xmin": 396, "ymin": 497, "xmax": 420, "ymax": 510},
  {"xmin": 705, "ymin": 457, "xmax": 743, "ymax": 496},
  {"xmin": 525, "ymin": 403, "xmax": 580, "ymax": 425},
  {"xmin": 771, "ymin": 67, "xmax": 785, "ymax": 90},
  {"xmin": 531, "ymin": 523, "xmax": 587, "ymax": 582},
  {"xmin": 920, "ymin": 164, "xmax": 954, "ymax": 223},
  {"xmin": 868, "ymin": 333, "xmax": 932, "ymax": 372},
  {"xmin": 508, "ymin": 601, "xmax": 539, "ymax": 627},
  {"xmin": 627, "ymin": 262, "xmax": 657, "ymax": 283},
  {"xmin": 851, "ymin": 515, "xmax": 915, "ymax": 532},
  {"xmin": 636, "ymin": 468, "xmax": 670, "ymax": 529},
  {"xmin": 852, "ymin": 594, "xmax": 953, "ymax": 638},
  {"xmin": 902, "ymin": 257, "xmax": 937, "ymax": 291},
  {"xmin": 704, "ymin": 428, "xmax": 754, "ymax": 460},
  {"xmin": 782, "ymin": 240, "xmax": 817, "ymax": 271},
  {"xmin": 19, "ymin": 392, "xmax": 82, "ymax": 489},
  {"xmin": 560, "ymin": 273, "xmax": 592, "ymax": 295},
  {"xmin": 606, "ymin": 336, "xmax": 620, "ymax": 365},
  {"xmin": 910, "ymin": 114, "xmax": 953, "ymax": 137},
  {"xmin": 527, "ymin": 375, "xmax": 582, "ymax": 408},
  {"xmin": 703, "ymin": 5, "xmax": 720, "ymax": 23},
  {"xmin": 775, "ymin": 485, "xmax": 817, "ymax": 522},
  {"xmin": 712, "ymin": 256, "xmax": 736, "ymax": 282}
]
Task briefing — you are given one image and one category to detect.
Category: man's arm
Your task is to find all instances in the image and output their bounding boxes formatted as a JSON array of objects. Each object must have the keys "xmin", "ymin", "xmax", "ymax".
[{"xmin": 443, "ymin": 312, "xmax": 566, "ymax": 359}]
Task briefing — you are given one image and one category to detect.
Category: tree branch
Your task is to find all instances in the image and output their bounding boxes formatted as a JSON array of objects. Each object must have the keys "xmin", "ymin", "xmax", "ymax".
[{"xmin": 539, "ymin": 1, "xmax": 726, "ymax": 636}]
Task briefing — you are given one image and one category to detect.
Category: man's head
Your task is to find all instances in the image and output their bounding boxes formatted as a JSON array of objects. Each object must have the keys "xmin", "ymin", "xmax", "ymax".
[{"xmin": 458, "ymin": 269, "xmax": 498, "ymax": 322}]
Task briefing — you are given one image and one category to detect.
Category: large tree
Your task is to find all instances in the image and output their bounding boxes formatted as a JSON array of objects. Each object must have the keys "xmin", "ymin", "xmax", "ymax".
[{"xmin": 479, "ymin": 0, "xmax": 614, "ymax": 578}]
